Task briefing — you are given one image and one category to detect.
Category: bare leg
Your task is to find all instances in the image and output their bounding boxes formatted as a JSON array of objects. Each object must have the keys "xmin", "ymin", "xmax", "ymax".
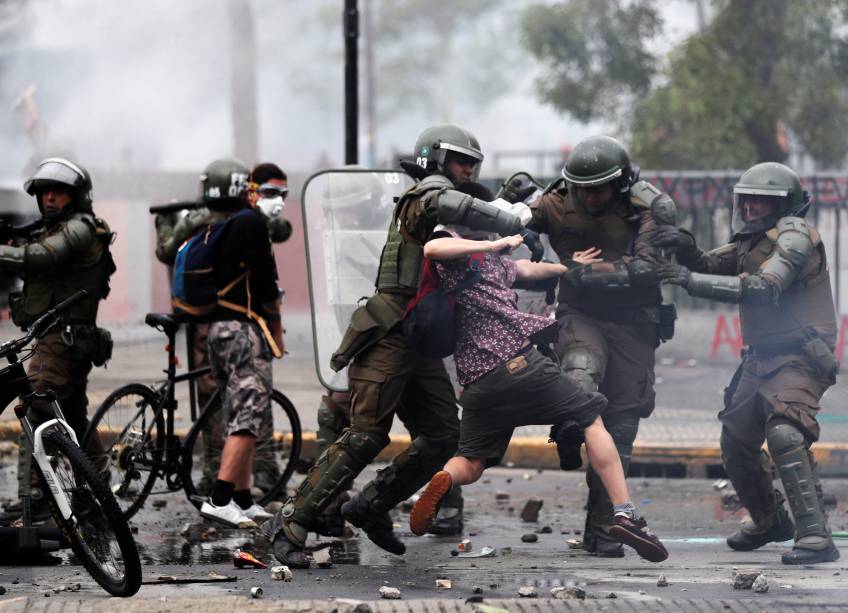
[
  {"xmin": 443, "ymin": 456, "xmax": 486, "ymax": 486},
  {"xmin": 218, "ymin": 433, "xmax": 256, "ymax": 490},
  {"xmin": 583, "ymin": 418, "xmax": 629, "ymax": 505}
]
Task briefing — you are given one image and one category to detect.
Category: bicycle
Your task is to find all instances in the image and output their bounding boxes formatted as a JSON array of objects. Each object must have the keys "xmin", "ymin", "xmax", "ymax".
[
  {"xmin": 83, "ymin": 312, "xmax": 302, "ymax": 520},
  {"xmin": 0, "ymin": 290, "xmax": 142, "ymax": 596}
]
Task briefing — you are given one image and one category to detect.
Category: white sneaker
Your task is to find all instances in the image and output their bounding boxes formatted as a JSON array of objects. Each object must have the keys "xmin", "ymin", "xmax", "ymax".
[
  {"xmin": 241, "ymin": 503, "xmax": 273, "ymax": 521},
  {"xmin": 200, "ymin": 500, "xmax": 258, "ymax": 529}
]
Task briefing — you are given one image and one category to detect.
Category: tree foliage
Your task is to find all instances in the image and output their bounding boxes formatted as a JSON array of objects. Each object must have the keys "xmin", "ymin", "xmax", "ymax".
[{"xmin": 521, "ymin": 0, "xmax": 848, "ymax": 170}]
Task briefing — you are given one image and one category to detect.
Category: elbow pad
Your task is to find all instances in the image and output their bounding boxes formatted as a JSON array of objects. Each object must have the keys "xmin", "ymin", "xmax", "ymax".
[
  {"xmin": 574, "ymin": 262, "xmax": 632, "ymax": 291},
  {"xmin": 687, "ymin": 273, "xmax": 742, "ymax": 303},
  {"xmin": 435, "ymin": 190, "xmax": 523, "ymax": 236},
  {"xmin": 740, "ymin": 274, "xmax": 776, "ymax": 306}
]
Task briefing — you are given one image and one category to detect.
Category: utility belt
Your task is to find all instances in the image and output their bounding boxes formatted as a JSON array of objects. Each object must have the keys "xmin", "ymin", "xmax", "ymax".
[
  {"xmin": 746, "ymin": 336, "xmax": 839, "ymax": 379},
  {"xmin": 58, "ymin": 323, "xmax": 114, "ymax": 367},
  {"xmin": 569, "ymin": 303, "xmax": 677, "ymax": 341}
]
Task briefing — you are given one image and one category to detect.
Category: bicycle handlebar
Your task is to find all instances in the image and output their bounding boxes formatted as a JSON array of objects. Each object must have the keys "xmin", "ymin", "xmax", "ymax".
[{"xmin": 0, "ymin": 290, "xmax": 89, "ymax": 356}]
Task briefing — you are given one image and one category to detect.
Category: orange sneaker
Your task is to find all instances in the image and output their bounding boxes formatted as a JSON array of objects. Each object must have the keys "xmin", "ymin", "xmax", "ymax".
[{"xmin": 410, "ymin": 471, "xmax": 453, "ymax": 536}]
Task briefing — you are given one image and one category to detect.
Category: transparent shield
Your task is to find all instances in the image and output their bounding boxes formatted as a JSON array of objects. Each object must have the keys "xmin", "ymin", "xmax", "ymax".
[{"xmin": 301, "ymin": 169, "xmax": 415, "ymax": 391}]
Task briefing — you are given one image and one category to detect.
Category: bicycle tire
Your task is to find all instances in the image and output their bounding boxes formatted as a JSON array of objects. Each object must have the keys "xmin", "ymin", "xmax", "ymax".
[
  {"xmin": 182, "ymin": 388, "xmax": 302, "ymax": 508},
  {"xmin": 38, "ymin": 430, "xmax": 142, "ymax": 596},
  {"xmin": 83, "ymin": 383, "xmax": 164, "ymax": 520}
]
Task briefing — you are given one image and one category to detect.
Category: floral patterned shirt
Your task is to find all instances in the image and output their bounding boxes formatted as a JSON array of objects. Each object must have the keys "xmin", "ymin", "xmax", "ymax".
[{"xmin": 433, "ymin": 235, "xmax": 555, "ymax": 386}]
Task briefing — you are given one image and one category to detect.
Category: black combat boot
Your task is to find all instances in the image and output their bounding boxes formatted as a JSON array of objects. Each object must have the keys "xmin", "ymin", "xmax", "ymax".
[
  {"xmin": 781, "ymin": 542, "xmax": 840, "ymax": 565},
  {"xmin": 341, "ymin": 492, "xmax": 405, "ymax": 555},
  {"xmin": 727, "ymin": 507, "xmax": 795, "ymax": 551}
]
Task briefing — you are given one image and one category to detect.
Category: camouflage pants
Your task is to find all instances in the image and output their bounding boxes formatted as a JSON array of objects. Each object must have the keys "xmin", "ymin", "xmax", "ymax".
[{"xmin": 208, "ymin": 321, "xmax": 272, "ymax": 438}]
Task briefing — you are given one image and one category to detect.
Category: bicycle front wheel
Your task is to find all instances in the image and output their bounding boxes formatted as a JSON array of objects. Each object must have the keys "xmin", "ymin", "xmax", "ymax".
[
  {"xmin": 83, "ymin": 383, "xmax": 164, "ymax": 520},
  {"xmin": 39, "ymin": 430, "xmax": 142, "ymax": 597},
  {"xmin": 182, "ymin": 389, "xmax": 302, "ymax": 508}
]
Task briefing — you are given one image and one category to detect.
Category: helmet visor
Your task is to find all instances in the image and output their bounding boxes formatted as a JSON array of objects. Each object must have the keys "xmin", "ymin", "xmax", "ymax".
[
  {"xmin": 25, "ymin": 158, "xmax": 85, "ymax": 195},
  {"xmin": 731, "ymin": 190, "xmax": 788, "ymax": 235},
  {"xmin": 568, "ymin": 181, "xmax": 618, "ymax": 217}
]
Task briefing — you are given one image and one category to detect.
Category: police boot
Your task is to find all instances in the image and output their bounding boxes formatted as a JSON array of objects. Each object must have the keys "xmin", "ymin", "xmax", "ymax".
[
  {"xmin": 340, "ymin": 492, "xmax": 405, "ymax": 555},
  {"xmin": 262, "ymin": 508, "xmax": 311, "ymax": 569},
  {"xmin": 550, "ymin": 421, "xmax": 584, "ymax": 471},
  {"xmin": 727, "ymin": 502, "xmax": 795, "ymax": 551},
  {"xmin": 582, "ymin": 415, "xmax": 638, "ymax": 558},
  {"xmin": 767, "ymin": 420, "xmax": 840, "ymax": 565},
  {"xmin": 265, "ymin": 429, "xmax": 386, "ymax": 566},
  {"xmin": 428, "ymin": 486, "xmax": 463, "ymax": 536}
]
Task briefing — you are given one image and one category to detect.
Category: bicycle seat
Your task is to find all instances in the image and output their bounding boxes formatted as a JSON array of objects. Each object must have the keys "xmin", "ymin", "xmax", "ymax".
[{"xmin": 144, "ymin": 313, "xmax": 184, "ymax": 338}]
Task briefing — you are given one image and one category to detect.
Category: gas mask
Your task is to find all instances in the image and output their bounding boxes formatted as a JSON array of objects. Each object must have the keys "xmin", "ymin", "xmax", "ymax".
[{"xmin": 257, "ymin": 195, "xmax": 285, "ymax": 219}]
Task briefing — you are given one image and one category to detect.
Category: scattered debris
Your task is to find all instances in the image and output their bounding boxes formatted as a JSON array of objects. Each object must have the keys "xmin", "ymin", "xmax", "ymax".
[
  {"xmin": 712, "ymin": 479, "xmax": 728, "ymax": 491},
  {"xmin": 521, "ymin": 533, "xmax": 538, "ymax": 543},
  {"xmin": 233, "ymin": 549, "xmax": 267, "ymax": 570},
  {"xmin": 472, "ymin": 585, "xmax": 483, "ymax": 594},
  {"xmin": 657, "ymin": 574, "xmax": 669, "ymax": 587},
  {"xmin": 152, "ymin": 499, "xmax": 167, "ymax": 509},
  {"xmin": 518, "ymin": 586, "xmax": 537, "ymax": 598},
  {"xmin": 638, "ymin": 590, "xmax": 646, "ymax": 595},
  {"xmin": 144, "ymin": 572, "xmax": 236, "ymax": 585},
  {"xmin": 458, "ymin": 546, "xmax": 496, "ymax": 558},
  {"xmin": 458, "ymin": 538, "xmax": 472, "ymax": 552},
  {"xmin": 250, "ymin": 586, "xmax": 263, "ymax": 599},
  {"xmin": 522, "ymin": 473, "xmax": 532, "ymax": 481},
  {"xmin": 606, "ymin": 592, "xmax": 618, "ymax": 599},
  {"xmin": 379, "ymin": 586, "xmax": 401, "ymax": 600},
  {"xmin": 0, "ymin": 587, "xmax": 5, "ymax": 595},
  {"xmin": 313, "ymin": 547, "xmax": 333, "ymax": 568},
  {"xmin": 752, "ymin": 575, "xmax": 769, "ymax": 593},
  {"xmin": 538, "ymin": 525, "xmax": 552, "ymax": 534},
  {"xmin": 551, "ymin": 586, "xmax": 585, "ymax": 600},
  {"xmin": 499, "ymin": 547, "xmax": 512, "ymax": 555},
  {"xmin": 201, "ymin": 526, "xmax": 218, "ymax": 539},
  {"xmin": 271, "ymin": 565, "xmax": 293, "ymax": 582},
  {"xmin": 520, "ymin": 498, "xmax": 544, "ymax": 522},
  {"xmin": 495, "ymin": 491, "xmax": 510, "ymax": 501},
  {"xmin": 566, "ymin": 539, "xmax": 582, "ymax": 549},
  {"xmin": 733, "ymin": 571, "xmax": 762, "ymax": 590},
  {"xmin": 179, "ymin": 523, "xmax": 192, "ymax": 538},
  {"xmin": 52, "ymin": 583, "xmax": 81, "ymax": 593},
  {"xmin": 436, "ymin": 578, "xmax": 452, "ymax": 589}
]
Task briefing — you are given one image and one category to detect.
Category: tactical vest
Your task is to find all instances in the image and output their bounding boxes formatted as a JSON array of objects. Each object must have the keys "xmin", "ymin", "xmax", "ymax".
[
  {"xmin": 541, "ymin": 190, "xmax": 660, "ymax": 310},
  {"xmin": 375, "ymin": 174, "xmax": 452, "ymax": 294},
  {"xmin": 738, "ymin": 227, "xmax": 837, "ymax": 347},
  {"xmin": 15, "ymin": 212, "xmax": 116, "ymax": 327}
]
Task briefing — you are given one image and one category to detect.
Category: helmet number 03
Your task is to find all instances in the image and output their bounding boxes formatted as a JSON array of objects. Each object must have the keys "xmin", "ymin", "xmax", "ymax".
[{"xmin": 416, "ymin": 157, "xmax": 428, "ymax": 169}]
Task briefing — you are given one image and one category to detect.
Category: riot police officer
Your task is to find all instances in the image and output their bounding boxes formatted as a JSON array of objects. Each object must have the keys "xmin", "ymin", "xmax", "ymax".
[
  {"xmin": 528, "ymin": 135, "xmax": 674, "ymax": 558},
  {"xmin": 655, "ymin": 162, "xmax": 839, "ymax": 564},
  {"xmin": 264, "ymin": 124, "xmax": 530, "ymax": 568},
  {"xmin": 0, "ymin": 157, "xmax": 116, "ymax": 523}
]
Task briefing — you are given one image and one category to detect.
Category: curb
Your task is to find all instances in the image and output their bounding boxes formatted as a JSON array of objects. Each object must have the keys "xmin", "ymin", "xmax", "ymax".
[{"xmin": 2, "ymin": 421, "xmax": 847, "ymax": 478}]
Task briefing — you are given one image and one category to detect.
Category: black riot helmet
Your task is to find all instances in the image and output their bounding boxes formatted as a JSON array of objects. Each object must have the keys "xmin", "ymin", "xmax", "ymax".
[
  {"xmin": 200, "ymin": 158, "xmax": 249, "ymax": 211},
  {"xmin": 562, "ymin": 135, "xmax": 633, "ymax": 218},
  {"xmin": 732, "ymin": 162, "xmax": 810, "ymax": 236},
  {"xmin": 413, "ymin": 124, "xmax": 484, "ymax": 183},
  {"xmin": 24, "ymin": 157, "xmax": 94, "ymax": 216}
]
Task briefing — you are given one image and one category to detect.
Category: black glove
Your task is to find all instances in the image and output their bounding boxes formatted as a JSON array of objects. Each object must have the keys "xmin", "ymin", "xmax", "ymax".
[
  {"xmin": 521, "ymin": 228, "xmax": 544, "ymax": 262},
  {"xmin": 657, "ymin": 263, "xmax": 691, "ymax": 287},
  {"xmin": 648, "ymin": 226, "xmax": 695, "ymax": 252},
  {"xmin": 500, "ymin": 176, "xmax": 537, "ymax": 204},
  {"xmin": 627, "ymin": 258, "xmax": 659, "ymax": 287}
]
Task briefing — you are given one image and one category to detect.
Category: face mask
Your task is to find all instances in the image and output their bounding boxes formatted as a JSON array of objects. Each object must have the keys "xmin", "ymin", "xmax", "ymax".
[{"xmin": 257, "ymin": 196, "xmax": 285, "ymax": 218}]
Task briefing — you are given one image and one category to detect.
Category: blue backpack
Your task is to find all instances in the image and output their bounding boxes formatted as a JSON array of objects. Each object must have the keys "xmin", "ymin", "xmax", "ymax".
[{"xmin": 172, "ymin": 209, "xmax": 251, "ymax": 317}]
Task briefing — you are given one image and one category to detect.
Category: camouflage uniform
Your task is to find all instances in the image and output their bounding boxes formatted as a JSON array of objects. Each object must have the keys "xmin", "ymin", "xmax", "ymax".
[{"xmin": 209, "ymin": 321, "xmax": 273, "ymax": 437}]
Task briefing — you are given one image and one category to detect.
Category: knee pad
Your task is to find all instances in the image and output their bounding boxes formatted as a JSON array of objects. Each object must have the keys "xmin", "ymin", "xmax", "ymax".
[{"xmin": 559, "ymin": 348, "xmax": 601, "ymax": 393}]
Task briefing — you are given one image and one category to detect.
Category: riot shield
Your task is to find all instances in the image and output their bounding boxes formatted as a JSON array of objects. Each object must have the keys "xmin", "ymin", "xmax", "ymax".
[{"xmin": 301, "ymin": 168, "xmax": 415, "ymax": 391}]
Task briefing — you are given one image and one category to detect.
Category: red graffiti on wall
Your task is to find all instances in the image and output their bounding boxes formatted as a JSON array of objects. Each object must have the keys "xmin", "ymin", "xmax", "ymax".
[{"xmin": 711, "ymin": 314, "xmax": 848, "ymax": 362}]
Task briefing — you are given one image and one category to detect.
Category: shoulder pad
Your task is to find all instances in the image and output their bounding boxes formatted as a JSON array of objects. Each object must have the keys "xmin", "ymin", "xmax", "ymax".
[
  {"xmin": 63, "ymin": 215, "xmax": 98, "ymax": 250},
  {"xmin": 403, "ymin": 173, "xmax": 453, "ymax": 201},
  {"xmin": 628, "ymin": 180, "xmax": 662, "ymax": 210}
]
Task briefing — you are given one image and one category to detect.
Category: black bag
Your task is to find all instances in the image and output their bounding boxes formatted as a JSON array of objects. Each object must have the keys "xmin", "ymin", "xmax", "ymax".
[{"xmin": 402, "ymin": 254, "xmax": 483, "ymax": 358}]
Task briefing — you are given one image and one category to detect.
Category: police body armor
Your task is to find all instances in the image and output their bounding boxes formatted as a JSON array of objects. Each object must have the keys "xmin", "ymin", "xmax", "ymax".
[
  {"xmin": 544, "ymin": 187, "xmax": 661, "ymax": 314},
  {"xmin": 375, "ymin": 174, "xmax": 452, "ymax": 294},
  {"xmin": 738, "ymin": 228, "xmax": 837, "ymax": 348},
  {"xmin": 10, "ymin": 211, "xmax": 116, "ymax": 328}
]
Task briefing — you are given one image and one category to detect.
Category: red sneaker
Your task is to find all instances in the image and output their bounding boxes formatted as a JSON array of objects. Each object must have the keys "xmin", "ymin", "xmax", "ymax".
[
  {"xmin": 608, "ymin": 515, "xmax": 668, "ymax": 563},
  {"xmin": 409, "ymin": 471, "xmax": 453, "ymax": 536}
]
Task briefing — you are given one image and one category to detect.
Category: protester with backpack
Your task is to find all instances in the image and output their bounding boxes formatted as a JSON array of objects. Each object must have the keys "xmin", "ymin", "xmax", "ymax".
[
  {"xmin": 408, "ymin": 223, "xmax": 668, "ymax": 563},
  {"xmin": 188, "ymin": 158, "xmax": 283, "ymax": 528}
]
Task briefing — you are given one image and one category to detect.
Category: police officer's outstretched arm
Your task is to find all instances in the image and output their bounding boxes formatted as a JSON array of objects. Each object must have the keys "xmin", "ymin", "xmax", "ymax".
[{"xmin": 0, "ymin": 216, "xmax": 96, "ymax": 274}]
